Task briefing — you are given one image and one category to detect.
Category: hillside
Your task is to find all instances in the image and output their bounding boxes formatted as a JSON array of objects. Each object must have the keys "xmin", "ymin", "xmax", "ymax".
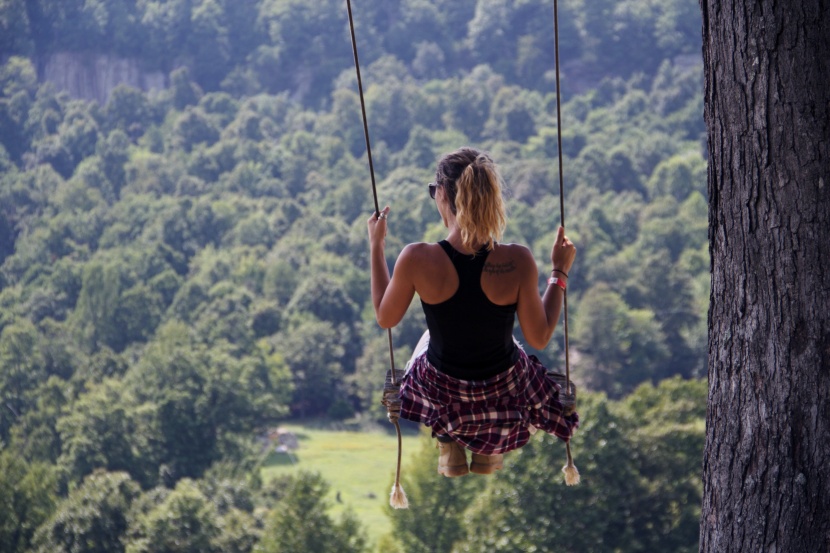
[{"xmin": 0, "ymin": 1, "xmax": 707, "ymax": 552}]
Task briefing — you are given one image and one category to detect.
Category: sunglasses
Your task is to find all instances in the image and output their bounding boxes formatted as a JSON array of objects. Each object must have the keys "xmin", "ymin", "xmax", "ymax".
[{"xmin": 428, "ymin": 182, "xmax": 441, "ymax": 199}]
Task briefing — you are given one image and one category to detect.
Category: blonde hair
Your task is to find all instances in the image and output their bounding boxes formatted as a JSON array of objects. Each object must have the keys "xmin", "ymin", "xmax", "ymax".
[{"xmin": 437, "ymin": 148, "xmax": 507, "ymax": 252}]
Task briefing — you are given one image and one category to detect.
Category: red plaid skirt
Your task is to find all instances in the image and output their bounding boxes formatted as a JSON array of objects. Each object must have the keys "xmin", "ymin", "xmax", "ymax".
[{"xmin": 399, "ymin": 348, "xmax": 579, "ymax": 455}]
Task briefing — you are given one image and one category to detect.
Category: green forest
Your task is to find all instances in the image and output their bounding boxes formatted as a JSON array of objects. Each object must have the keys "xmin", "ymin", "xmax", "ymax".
[{"xmin": 0, "ymin": 1, "xmax": 708, "ymax": 551}]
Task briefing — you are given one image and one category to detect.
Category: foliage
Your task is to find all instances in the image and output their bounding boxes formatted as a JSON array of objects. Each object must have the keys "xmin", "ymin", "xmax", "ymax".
[
  {"xmin": 125, "ymin": 478, "xmax": 222, "ymax": 553},
  {"xmin": 256, "ymin": 471, "xmax": 368, "ymax": 553},
  {"xmin": 457, "ymin": 379, "xmax": 705, "ymax": 553},
  {"xmin": 0, "ymin": 0, "xmax": 700, "ymax": 106},
  {"xmin": 31, "ymin": 470, "xmax": 140, "ymax": 553},
  {"xmin": 0, "ymin": 450, "xmax": 57, "ymax": 553}
]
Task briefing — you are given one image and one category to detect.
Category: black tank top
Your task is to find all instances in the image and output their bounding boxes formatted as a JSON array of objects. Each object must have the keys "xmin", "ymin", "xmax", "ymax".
[{"xmin": 421, "ymin": 240, "xmax": 519, "ymax": 380}]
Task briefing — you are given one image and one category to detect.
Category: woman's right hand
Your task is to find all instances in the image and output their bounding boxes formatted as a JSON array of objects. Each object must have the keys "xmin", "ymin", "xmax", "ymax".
[
  {"xmin": 551, "ymin": 226, "xmax": 576, "ymax": 274},
  {"xmin": 367, "ymin": 206, "xmax": 390, "ymax": 249}
]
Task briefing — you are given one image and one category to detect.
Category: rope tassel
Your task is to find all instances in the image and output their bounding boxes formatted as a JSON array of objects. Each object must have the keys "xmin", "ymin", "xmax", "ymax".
[
  {"xmin": 390, "ymin": 483, "xmax": 408, "ymax": 509},
  {"xmin": 562, "ymin": 442, "xmax": 580, "ymax": 485}
]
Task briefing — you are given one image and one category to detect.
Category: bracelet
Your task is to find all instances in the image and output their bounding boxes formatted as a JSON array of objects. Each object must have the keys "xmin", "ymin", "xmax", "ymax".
[
  {"xmin": 552, "ymin": 268, "xmax": 569, "ymax": 278},
  {"xmin": 547, "ymin": 276, "xmax": 567, "ymax": 290}
]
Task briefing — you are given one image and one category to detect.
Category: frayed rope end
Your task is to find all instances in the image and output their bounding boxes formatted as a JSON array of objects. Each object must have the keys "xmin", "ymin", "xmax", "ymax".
[
  {"xmin": 562, "ymin": 441, "xmax": 580, "ymax": 486},
  {"xmin": 389, "ymin": 483, "xmax": 409, "ymax": 509},
  {"xmin": 562, "ymin": 461, "xmax": 580, "ymax": 486}
]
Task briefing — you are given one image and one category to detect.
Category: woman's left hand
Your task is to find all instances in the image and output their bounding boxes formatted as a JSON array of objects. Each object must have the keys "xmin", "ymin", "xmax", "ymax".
[{"xmin": 367, "ymin": 206, "xmax": 390, "ymax": 249}]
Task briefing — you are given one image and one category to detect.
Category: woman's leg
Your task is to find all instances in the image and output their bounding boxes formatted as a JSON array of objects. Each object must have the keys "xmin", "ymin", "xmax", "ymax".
[
  {"xmin": 470, "ymin": 452, "xmax": 503, "ymax": 474},
  {"xmin": 438, "ymin": 439, "xmax": 469, "ymax": 477}
]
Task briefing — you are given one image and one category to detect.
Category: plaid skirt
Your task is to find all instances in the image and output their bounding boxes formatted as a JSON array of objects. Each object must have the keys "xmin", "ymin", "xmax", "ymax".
[{"xmin": 399, "ymin": 348, "xmax": 579, "ymax": 455}]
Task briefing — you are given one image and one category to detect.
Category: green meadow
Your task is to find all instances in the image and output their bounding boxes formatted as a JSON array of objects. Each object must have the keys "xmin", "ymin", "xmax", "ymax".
[{"xmin": 260, "ymin": 422, "xmax": 423, "ymax": 544}]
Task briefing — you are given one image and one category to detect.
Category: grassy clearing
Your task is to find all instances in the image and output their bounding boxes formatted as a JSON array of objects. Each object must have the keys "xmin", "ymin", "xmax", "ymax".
[{"xmin": 260, "ymin": 421, "xmax": 424, "ymax": 546}]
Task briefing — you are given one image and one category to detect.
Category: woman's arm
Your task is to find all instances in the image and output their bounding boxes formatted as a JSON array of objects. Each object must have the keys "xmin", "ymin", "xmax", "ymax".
[
  {"xmin": 368, "ymin": 207, "xmax": 417, "ymax": 328},
  {"xmin": 516, "ymin": 226, "xmax": 576, "ymax": 349}
]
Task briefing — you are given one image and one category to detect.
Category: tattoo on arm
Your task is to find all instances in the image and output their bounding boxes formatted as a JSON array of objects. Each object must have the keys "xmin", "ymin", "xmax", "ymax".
[{"xmin": 483, "ymin": 260, "xmax": 516, "ymax": 275}]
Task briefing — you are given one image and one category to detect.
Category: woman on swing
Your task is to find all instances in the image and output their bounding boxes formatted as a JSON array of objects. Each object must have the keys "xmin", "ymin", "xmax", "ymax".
[{"xmin": 367, "ymin": 147, "xmax": 578, "ymax": 477}]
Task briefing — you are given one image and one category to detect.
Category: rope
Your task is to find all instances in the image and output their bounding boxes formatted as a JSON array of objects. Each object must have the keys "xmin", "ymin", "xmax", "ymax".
[
  {"xmin": 553, "ymin": 0, "xmax": 580, "ymax": 485},
  {"xmin": 553, "ymin": 0, "xmax": 572, "ymax": 400},
  {"xmin": 346, "ymin": 0, "xmax": 408, "ymax": 509},
  {"xmin": 344, "ymin": 0, "xmax": 395, "ymax": 385},
  {"xmin": 345, "ymin": 0, "xmax": 379, "ymax": 216}
]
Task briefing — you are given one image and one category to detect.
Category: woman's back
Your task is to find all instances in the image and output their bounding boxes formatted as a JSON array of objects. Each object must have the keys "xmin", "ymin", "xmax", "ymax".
[
  {"xmin": 406, "ymin": 239, "xmax": 529, "ymax": 307},
  {"xmin": 418, "ymin": 240, "xmax": 521, "ymax": 379}
]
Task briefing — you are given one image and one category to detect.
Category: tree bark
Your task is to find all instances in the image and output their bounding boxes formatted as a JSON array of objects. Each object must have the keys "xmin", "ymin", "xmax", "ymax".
[{"xmin": 700, "ymin": 1, "xmax": 830, "ymax": 552}]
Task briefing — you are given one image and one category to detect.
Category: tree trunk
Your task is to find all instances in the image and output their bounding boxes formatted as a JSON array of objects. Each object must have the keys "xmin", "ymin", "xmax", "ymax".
[{"xmin": 700, "ymin": 1, "xmax": 830, "ymax": 552}]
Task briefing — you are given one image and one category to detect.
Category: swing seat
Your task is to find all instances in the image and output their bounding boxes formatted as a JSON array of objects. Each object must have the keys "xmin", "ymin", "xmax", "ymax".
[{"xmin": 547, "ymin": 371, "xmax": 577, "ymax": 416}]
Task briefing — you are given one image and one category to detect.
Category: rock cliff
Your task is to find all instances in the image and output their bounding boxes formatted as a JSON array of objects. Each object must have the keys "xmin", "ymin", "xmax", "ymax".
[{"xmin": 40, "ymin": 52, "xmax": 167, "ymax": 105}]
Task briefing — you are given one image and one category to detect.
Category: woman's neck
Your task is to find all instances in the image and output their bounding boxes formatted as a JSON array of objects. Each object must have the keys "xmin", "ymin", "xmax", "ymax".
[{"xmin": 445, "ymin": 226, "xmax": 487, "ymax": 255}]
